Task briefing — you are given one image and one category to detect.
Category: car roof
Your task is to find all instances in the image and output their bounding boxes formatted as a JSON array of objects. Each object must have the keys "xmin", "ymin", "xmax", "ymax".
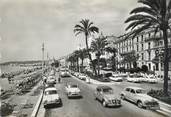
[
  {"xmin": 45, "ymin": 87, "xmax": 57, "ymax": 91},
  {"xmin": 96, "ymin": 85, "xmax": 112, "ymax": 90},
  {"xmin": 125, "ymin": 87, "xmax": 143, "ymax": 90}
]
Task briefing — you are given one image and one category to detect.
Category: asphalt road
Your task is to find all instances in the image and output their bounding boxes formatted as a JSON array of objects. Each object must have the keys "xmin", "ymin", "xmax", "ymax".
[{"xmin": 37, "ymin": 73, "xmax": 168, "ymax": 117}]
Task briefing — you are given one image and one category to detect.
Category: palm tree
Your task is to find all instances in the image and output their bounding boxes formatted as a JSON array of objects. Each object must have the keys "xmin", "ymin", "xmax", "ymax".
[
  {"xmin": 73, "ymin": 50, "xmax": 80, "ymax": 72},
  {"xmin": 121, "ymin": 51, "xmax": 139, "ymax": 69},
  {"xmin": 125, "ymin": 0, "xmax": 171, "ymax": 96},
  {"xmin": 78, "ymin": 48, "xmax": 88, "ymax": 72},
  {"xmin": 74, "ymin": 19, "xmax": 99, "ymax": 75},
  {"xmin": 105, "ymin": 46, "xmax": 117, "ymax": 71},
  {"xmin": 91, "ymin": 34, "xmax": 107, "ymax": 76}
]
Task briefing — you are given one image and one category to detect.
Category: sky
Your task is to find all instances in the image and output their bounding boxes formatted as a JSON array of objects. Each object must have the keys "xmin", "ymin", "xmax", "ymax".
[{"xmin": 0, "ymin": 0, "xmax": 138, "ymax": 63}]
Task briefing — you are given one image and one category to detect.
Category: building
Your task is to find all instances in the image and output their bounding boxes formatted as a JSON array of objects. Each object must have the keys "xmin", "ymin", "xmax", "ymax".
[{"xmin": 109, "ymin": 30, "xmax": 171, "ymax": 78}]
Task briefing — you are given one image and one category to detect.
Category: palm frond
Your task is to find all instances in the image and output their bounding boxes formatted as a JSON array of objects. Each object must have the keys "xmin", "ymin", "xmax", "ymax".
[
  {"xmin": 126, "ymin": 19, "xmax": 151, "ymax": 31},
  {"xmin": 125, "ymin": 14, "xmax": 158, "ymax": 23},
  {"xmin": 130, "ymin": 6, "xmax": 157, "ymax": 16},
  {"xmin": 89, "ymin": 26, "xmax": 99, "ymax": 34}
]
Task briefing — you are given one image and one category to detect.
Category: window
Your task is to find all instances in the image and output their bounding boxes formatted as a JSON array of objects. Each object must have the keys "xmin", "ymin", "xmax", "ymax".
[
  {"xmin": 130, "ymin": 89, "xmax": 135, "ymax": 94},
  {"xmin": 148, "ymin": 42, "xmax": 151, "ymax": 49},
  {"xmin": 148, "ymin": 51, "xmax": 151, "ymax": 60},
  {"xmin": 148, "ymin": 63, "xmax": 151, "ymax": 70},
  {"xmin": 156, "ymin": 63, "xmax": 159, "ymax": 71},
  {"xmin": 137, "ymin": 45, "xmax": 139, "ymax": 52},
  {"xmin": 141, "ymin": 35, "xmax": 143, "ymax": 42},
  {"xmin": 125, "ymin": 88, "xmax": 130, "ymax": 92},
  {"xmin": 137, "ymin": 37, "xmax": 139, "ymax": 42},
  {"xmin": 97, "ymin": 88, "xmax": 101, "ymax": 92},
  {"xmin": 141, "ymin": 53, "xmax": 144, "ymax": 60},
  {"xmin": 141, "ymin": 43, "xmax": 144, "ymax": 50}
]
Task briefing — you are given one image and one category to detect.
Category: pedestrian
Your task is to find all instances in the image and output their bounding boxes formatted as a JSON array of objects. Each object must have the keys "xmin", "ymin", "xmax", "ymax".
[{"xmin": 58, "ymin": 77, "xmax": 61, "ymax": 83}]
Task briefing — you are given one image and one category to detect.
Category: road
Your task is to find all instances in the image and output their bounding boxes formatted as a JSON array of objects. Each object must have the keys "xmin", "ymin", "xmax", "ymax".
[{"xmin": 37, "ymin": 73, "xmax": 168, "ymax": 117}]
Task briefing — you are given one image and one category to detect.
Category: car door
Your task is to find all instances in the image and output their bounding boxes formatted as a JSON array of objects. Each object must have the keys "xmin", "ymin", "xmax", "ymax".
[
  {"xmin": 96, "ymin": 88, "xmax": 102, "ymax": 101},
  {"xmin": 124, "ymin": 88, "xmax": 130, "ymax": 100},
  {"xmin": 129, "ymin": 89, "xmax": 136, "ymax": 102}
]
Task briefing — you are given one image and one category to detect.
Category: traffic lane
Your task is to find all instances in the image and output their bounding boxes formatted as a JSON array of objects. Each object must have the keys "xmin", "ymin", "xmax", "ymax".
[
  {"xmin": 44, "ymin": 77, "xmax": 107, "ymax": 117},
  {"xmin": 38, "ymin": 74, "xmax": 166, "ymax": 117},
  {"xmin": 71, "ymin": 76, "xmax": 166, "ymax": 117}
]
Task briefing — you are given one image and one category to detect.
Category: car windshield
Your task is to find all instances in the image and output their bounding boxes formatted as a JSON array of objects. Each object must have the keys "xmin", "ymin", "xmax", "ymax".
[
  {"xmin": 136, "ymin": 89, "xmax": 146, "ymax": 94},
  {"xmin": 103, "ymin": 88, "xmax": 113, "ymax": 94},
  {"xmin": 70, "ymin": 85, "xmax": 78, "ymax": 88},
  {"xmin": 45, "ymin": 90, "xmax": 57, "ymax": 95}
]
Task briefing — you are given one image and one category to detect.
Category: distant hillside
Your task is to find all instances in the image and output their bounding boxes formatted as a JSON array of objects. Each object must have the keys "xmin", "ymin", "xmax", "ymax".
[{"xmin": 0, "ymin": 60, "xmax": 42, "ymax": 66}]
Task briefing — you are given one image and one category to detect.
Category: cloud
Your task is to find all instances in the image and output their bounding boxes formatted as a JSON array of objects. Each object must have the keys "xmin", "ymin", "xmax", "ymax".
[{"xmin": 0, "ymin": 0, "xmax": 138, "ymax": 62}]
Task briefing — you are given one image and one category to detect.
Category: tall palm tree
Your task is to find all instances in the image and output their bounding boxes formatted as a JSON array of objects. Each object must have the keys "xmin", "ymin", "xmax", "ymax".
[
  {"xmin": 125, "ymin": 0, "xmax": 171, "ymax": 96},
  {"xmin": 105, "ymin": 46, "xmax": 117, "ymax": 71},
  {"xmin": 73, "ymin": 50, "xmax": 80, "ymax": 72},
  {"xmin": 91, "ymin": 34, "xmax": 107, "ymax": 76},
  {"xmin": 74, "ymin": 19, "xmax": 99, "ymax": 75},
  {"xmin": 78, "ymin": 48, "xmax": 88, "ymax": 72}
]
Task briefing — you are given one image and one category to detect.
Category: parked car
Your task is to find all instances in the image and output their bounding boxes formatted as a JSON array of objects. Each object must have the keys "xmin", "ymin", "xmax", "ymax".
[
  {"xmin": 126, "ymin": 75, "xmax": 143, "ymax": 83},
  {"xmin": 65, "ymin": 83, "xmax": 81, "ymax": 98},
  {"xmin": 120, "ymin": 87, "xmax": 160, "ymax": 110},
  {"xmin": 78, "ymin": 74, "xmax": 87, "ymax": 80},
  {"xmin": 46, "ymin": 76, "xmax": 56, "ymax": 84},
  {"xmin": 145, "ymin": 75, "xmax": 158, "ymax": 83},
  {"xmin": 60, "ymin": 70, "xmax": 70, "ymax": 77},
  {"xmin": 45, "ymin": 83, "xmax": 55, "ymax": 89},
  {"xmin": 94, "ymin": 85, "xmax": 121, "ymax": 107},
  {"xmin": 98, "ymin": 77, "xmax": 111, "ymax": 82},
  {"xmin": 109, "ymin": 74, "xmax": 123, "ymax": 82},
  {"xmin": 43, "ymin": 87, "xmax": 62, "ymax": 108}
]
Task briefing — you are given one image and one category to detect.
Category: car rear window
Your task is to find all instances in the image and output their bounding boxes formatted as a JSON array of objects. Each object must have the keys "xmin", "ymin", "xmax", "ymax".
[
  {"xmin": 103, "ymin": 88, "xmax": 113, "ymax": 94},
  {"xmin": 70, "ymin": 85, "xmax": 78, "ymax": 88},
  {"xmin": 45, "ymin": 90, "xmax": 57, "ymax": 95}
]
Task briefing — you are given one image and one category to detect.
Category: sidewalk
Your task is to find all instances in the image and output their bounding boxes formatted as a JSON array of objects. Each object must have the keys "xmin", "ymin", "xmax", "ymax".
[{"xmin": 5, "ymin": 80, "xmax": 43, "ymax": 117}]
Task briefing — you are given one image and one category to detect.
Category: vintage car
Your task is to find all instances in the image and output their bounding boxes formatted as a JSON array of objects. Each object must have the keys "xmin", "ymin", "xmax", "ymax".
[
  {"xmin": 43, "ymin": 87, "xmax": 62, "ymax": 108},
  {"xmin": 126, "ymin": 75, "xmax": 144, "ymax": 83},
  {"xmin": 145, "ymin": 75, "xmax": 158, "ymax": 83},
  {"xmin": 60, "ymin": 70, "xmax": 70, "ymax": 77},
  {"xmin": 46, "ymin": 76, "xmax": 56, "ymax": 84},
  {"xmin": 109, "ymin": 74, "xmax": 123, "ymax": 82},
  {"xmin": 120, "ymin": 87, "xmax": 160, "ymax": 110},
  {"xmin": 65, "ymin": 83, "xmax": 81, "ymax": 98},
  {"xmin": 94, "ymin": 85, "xmax": 121, "ymax": 107},
  {"xmin": 78, "ymin": 74, "xmax": 87, "ymax": 80}
]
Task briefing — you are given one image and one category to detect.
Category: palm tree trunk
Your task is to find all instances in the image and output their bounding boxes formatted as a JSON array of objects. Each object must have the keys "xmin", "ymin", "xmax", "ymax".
[
  {"xmin": 77, "ymin": 58, "xmax": 79, "ymax": 72},
  {"xmin": 81, "ymin": 58, "xmax": 84, "ymax": 72},
  {"xmin": 97, "ymin": 56, "xmax": 100, "ymax": 76},
  {"xmin": 162, "ymin": 28, "xmax": 169, "ymax": 96},
  {"xmin": 85, "ymin": 34, "xmax": 97, "ymax": 76}
]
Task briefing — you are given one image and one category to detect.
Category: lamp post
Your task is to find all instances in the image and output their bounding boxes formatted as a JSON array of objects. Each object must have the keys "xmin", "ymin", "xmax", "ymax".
[{"xmin": 42, "ymin": 43, "xmax": 45, "ymax": 74}]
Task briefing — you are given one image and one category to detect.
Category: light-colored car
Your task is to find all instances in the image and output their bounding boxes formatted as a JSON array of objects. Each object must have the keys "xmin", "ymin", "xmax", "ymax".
[
  {"xmin": 65, "ymin": 83, "xmax": 81, "ymax": 98},
  {"xmin": 127, "ymin": 75, "xmax": 143, "ymax": 83},
  {"xmin": 46, "ymin": 76, "xmax": 56, "ymax": 84},
  {"xmin": 145, "ymin": 75, "xmax": 158, "ymax": 83},
  {"xmin": 120, "ymin": 87, "xmax": 160, "ymax": 110},
  {"xmin": 109, "ymin": 74, "xmax": 123, "ymax": 82},
  {"xmin": 78, "ymin": 74, "xmax": 87, "ymax": 80},
  {"xmin": 94, "ymin": 86, "xmax": 121, "ymax": 107},
  {"xmin": 60, "ymin": 70, "xmax": 70, "ymax": 77},
  {"xmin": 43, "ymin": 87, "xmax": 62, "ymax": 108}
]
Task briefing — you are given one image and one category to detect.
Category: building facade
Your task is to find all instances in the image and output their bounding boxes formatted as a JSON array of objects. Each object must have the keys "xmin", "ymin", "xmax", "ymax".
[{"xmin": 110, "ymin": 30, "xmax": 171, "ymax": 78}]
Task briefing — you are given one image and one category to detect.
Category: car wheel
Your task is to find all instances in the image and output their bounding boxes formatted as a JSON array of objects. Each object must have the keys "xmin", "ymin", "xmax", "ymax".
[
  {"xmin": 120, "ymin": 94, "xmax": 125, "ymax": 100},
  {"xmin": 137, "ymin": 101, "xmax": 143, "ymax": 108},
  {"xmin": 102, "ymin": 100, "xmax": 107, "ymax": 107}
]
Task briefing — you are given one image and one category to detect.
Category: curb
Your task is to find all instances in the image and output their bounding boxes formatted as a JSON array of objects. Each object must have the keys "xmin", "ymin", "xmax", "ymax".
[{"xmin": 31, "ymin": 90, "xmax": 44, "ymax": 117}]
